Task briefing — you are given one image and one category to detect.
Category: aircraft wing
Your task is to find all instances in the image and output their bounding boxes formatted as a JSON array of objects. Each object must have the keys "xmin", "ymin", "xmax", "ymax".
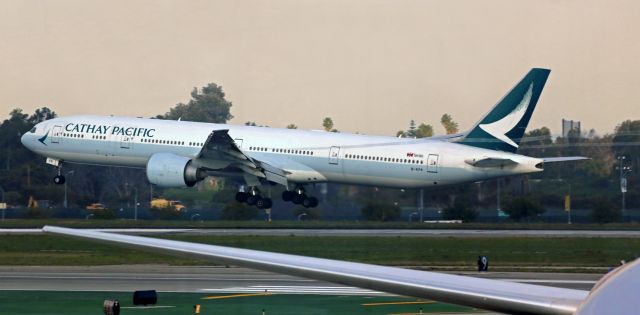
[
  {"xmin": 197, "ymin": 129, "xmax": 291, "ymax": 186},
  {"xmin": 43, "ymin": 226, "xmax": 588, "ymax": 315}
]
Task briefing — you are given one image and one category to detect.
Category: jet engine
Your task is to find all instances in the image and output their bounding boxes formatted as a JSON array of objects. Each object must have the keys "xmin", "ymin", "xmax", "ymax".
[{"xmin": 146, "ymin": 153, "xmax": 206, "ymax": 187}]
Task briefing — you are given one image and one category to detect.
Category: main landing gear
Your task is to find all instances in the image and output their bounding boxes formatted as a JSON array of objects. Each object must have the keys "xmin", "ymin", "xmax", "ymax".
[
  {"xmin": 282, "ymin": 187, "xmax": 318, "ymax": 208},
  {"xmin": 235, "ymin": 187, "xmax": 273, "ymax": 209}
]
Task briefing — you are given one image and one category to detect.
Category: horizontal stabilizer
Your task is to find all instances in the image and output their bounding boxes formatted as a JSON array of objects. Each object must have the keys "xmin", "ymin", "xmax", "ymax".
[
  {"xmin": 465, "ymin": 157, "xmax": 518, "ymax": 168},
  {"xmin": 429, "ymin": 133, "xmax": 465, "ymax": 141},
  {"xmin": 541, "ymin": 157, "xmax": 590, "ymax": 163}
]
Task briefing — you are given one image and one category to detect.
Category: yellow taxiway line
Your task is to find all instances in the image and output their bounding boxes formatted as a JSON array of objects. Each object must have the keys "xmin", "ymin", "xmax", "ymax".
[
  {"xmin": 387, "ymin": 311, "xmax": 489, "ymax": 315},
  {"xmin": 362, "ymin": 300, "xmax": 435, "ymax": 307},
  {"xmin": 202, "ymin": 293, "xmax": 274, "ymax": 300}
]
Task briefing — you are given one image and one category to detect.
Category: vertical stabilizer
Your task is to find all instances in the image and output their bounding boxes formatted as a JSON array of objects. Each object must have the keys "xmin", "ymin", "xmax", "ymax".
[{"xmin": 460, "ymin": 68, "xmax": 550, "ymax": 152}]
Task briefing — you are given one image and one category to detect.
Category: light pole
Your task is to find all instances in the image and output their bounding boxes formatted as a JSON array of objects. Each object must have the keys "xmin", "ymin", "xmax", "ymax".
[
  {"xmin": 563, "ymin": 181, "xmax": 572, "ymax": 225},
  {"xmin": 63, "ymin": 170, "xmax": 75, "ymax": 208},
  {"xmin": 126, "ymin": 182, "xmax": 139, "ymax": 221},
  {"xmin": 496, "ymin": 178, "xmax": 502, "ymax": 216},
  {"xmin": 418, "ymin": 189, "xmax": 424, "ymax": 222},
  {"xmin": 134, "ymin": 187, "xmax": 138, "ymax": 221},
  {"xmin": 617, "ymin": 156, "xmax": 632, "ymax": 216},
  {"xmin": 0, "ymin": 186, "xmax": 5, "ymax": 222}
]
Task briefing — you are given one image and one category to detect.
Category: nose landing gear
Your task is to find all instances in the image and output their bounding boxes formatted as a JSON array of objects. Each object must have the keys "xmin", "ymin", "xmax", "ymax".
[{"xmin": 53, "ymin": 167, "xmax": 65, "ymax": 185}]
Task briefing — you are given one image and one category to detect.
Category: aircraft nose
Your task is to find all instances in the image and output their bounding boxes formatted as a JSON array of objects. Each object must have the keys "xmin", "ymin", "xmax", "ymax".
[{"xmin": 20, "ymin": 132, "xmax": 29, "ymax": 148}]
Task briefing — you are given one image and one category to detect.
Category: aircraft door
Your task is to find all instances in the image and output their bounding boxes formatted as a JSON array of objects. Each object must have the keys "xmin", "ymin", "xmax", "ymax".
[
  {"xmin": 329, "ymin": 146, "xmax": 340, "ymax": 165},
  {"xmin": 234, "ymin": 139, "xmax": 243, "ymax": 149},
  {"xmin": 120, "ymin": 134, "xmax": 133, "ymax": 149},
  {"xmin": 427, "ymin": 154, "xmax": 439, "ymax": 173},
  {"xmin": 51, "ymin": 125, "xmax": 62, "ymax": 144}
]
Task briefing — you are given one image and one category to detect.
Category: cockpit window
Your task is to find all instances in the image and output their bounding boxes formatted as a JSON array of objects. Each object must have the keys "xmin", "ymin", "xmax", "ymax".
[{"xmin": 30, "ymin": 127, "xmax": 36, "ymax": 133}]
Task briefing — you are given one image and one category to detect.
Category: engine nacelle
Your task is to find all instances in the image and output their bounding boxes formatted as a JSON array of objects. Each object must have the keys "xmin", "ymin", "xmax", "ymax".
[{"xmin": 146, "ymin": 153, "xmax": 206, "ymax": 187}]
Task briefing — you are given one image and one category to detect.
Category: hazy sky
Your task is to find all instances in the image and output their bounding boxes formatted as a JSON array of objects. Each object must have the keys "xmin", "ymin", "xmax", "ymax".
[{"xmin": 1, "ymin": 0, "xmax": 638, "ymax": 136}]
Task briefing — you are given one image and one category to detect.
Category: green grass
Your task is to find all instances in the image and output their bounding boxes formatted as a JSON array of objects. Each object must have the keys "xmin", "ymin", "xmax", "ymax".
[
  {"xmin": 0, "ymin": 234, "xmax": 637, "ymax": 269},
  {"xmin": 0, "ymin": 291, "xmax": 474, "ymax": 315},
  {"xmin": 2, "ymin": 218, "xmax": 640, "ymax": 229}
]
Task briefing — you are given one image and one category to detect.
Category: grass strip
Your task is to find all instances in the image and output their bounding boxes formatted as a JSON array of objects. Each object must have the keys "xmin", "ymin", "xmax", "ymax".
[
  {"xmin": 0, "ymin": 234, "xmax": 637, "ymax": 269},
  {"xmin": 2, "ymin": 218, "xmax": 640, "ymax": 230}
]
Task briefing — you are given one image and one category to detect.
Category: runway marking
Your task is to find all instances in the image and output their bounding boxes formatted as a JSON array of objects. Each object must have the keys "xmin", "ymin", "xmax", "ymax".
[
  {"xmin": 202, "ymin": 293, "xmax": 273, "ymax": 300},
  {"xmin": 202, "ymin": 286, "xmax": 388, "ymax": 296},
  {"xmin": 0, "ymin": 275, "xmax": 313, "ymax": 282},
  {"xmin": 362, "ymin": 300, "xmax": 435, "ymax": 306}
]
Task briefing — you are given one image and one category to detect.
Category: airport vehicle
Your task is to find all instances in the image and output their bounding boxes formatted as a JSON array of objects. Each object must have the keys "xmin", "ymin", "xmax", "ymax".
[
  {"xmin": 45, "ymin": 225, "xmax": 637, "ymax": 315},
  {"xmin": 27, "ymin": 196, "xmax": 38, "ymax": 208},
  {"xmin": 21, "ymin": 68, "xmax": 585, "ymax": 209},
  {"xmin": 150, "ymin": 199, "xmax": 186, "ymax": 211},
  {"xmin": 85, "ymin": 203, "xmax": 106, "ymax": 210}
]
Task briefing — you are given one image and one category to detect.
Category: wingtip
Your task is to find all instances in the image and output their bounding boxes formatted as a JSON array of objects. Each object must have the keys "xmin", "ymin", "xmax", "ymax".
[{"xmin": 41, "ymin": 225, "xmax": 59, "ymax": 233}]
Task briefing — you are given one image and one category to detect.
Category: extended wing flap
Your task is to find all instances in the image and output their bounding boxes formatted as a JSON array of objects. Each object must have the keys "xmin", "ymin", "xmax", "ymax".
[{"xmin": 43, "ymin": 226, "xmax": 587, "ymax": 315}]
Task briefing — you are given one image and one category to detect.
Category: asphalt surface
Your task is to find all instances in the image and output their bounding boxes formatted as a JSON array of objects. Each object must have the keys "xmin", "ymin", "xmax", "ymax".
[
  {"xmin": 0, "ymin": 265, "xmax": 601, "ymax": 293},
  {"xmin": 3, "ymin": 228, "xmax": 640, "ymax": 237}
]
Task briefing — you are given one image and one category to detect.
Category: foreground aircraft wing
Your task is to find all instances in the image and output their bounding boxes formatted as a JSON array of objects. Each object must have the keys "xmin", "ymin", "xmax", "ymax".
[{"xmin": 43, "ymin": 226, "xmax": 588, "ymax": 315}]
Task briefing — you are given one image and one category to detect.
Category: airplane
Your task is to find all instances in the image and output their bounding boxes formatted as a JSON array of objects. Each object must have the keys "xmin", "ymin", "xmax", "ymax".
[
  {"xmin": 44, "ymin": 225, "xmax": 637, "ymax": 315},
  {"xmin": 20, "ymin": 68, "xmax": 586, "ymax": 209}
]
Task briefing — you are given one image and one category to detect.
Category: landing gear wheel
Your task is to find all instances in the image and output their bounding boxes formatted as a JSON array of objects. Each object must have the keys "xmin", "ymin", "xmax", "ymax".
[
  {"xmin": 308, "ymin": 196, "xmax": 319, "ymax": 208},
  {"xmin": 255, "ymin": 197, "xmax": 266, "ymax": 209},
  {"xmin": 282, "ymin": 191, "xmax": 294, "ymax": 202},
  {"xmin": 235, "ymin": 192, "xmax": 248, "ymax": 203},
  {"xmin": 261, "ymin": 198, "xmax": 273, "ymax": 209},
  {"xmin": 292, "ymin": 194, "xmax": 305, "ymax": 205},
  {"xmin": 53, "ymin": 175, "xmax": 66, "ymax": 185},
  {"xmin": 246, "ymin": 195, "xmax": 259, "ymax": 206}
]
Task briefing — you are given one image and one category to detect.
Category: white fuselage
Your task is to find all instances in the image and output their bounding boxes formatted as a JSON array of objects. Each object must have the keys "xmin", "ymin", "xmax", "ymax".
[{"xmin": 21, "ymin": 115, "xmax": 543, "ymax": 188}]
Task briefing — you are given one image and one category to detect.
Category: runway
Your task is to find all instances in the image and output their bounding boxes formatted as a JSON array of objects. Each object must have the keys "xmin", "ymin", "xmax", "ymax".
[
  {"xmin": 3, "ymin": 228, "xmax": 640, "ymax": 237},
  {"xmin": 0, "ymin": 265, "xmax": 601, "ymax": 293}
]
